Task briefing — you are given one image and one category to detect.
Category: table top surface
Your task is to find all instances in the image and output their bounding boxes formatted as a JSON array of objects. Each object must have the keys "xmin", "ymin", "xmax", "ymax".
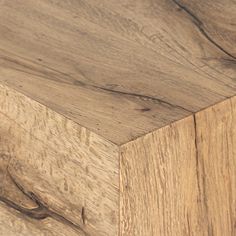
[{"xmin": 0, "ymin": 0, "xmax": 235, "ymax": 144}]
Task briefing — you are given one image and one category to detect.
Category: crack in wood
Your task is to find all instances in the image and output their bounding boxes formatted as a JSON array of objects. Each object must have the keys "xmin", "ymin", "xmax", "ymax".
[
  {"xmin": 193, "ymin": 114, "xmax": 213, "ymax": 235},
  {"xmin": 87, "ymin": 84, "xmax": 193, "ymax": 113},
  {"xmin": 0, "ymin": 48, "xmax": 192, "ymax": 114},
  {"xmin": 193, "ymin": 114, "xmax": 200, "ymax": 195},
  {"xmin": 172, "ymin": 0, "xmax": 236, "ymax": 61},
  {"xmin": 81, "ymin": 206, "xmax": 86, "ymax": 225},
  {"xmin": 0, "ymin": 169, "xmax": 89, "ymax": 236}
]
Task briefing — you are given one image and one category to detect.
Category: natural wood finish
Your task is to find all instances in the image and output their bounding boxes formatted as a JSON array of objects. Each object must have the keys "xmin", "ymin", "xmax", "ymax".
[
  {"xmin": 120, "ymin": 97, "xmax": 236, "ymax": 236},
  {"xmin": 0, "ymin": 162, "xmax": 85, "ymax": 235},
  {"xmin": 0, "ymin": 0, "xmax": 235, "ymax": 235},
  {"xmin": 0, "ymin": 203, "xmax": 84, "ymax": 236},
  {"xmin": 0, "ymin": 84, "xmax": 119, "ymax": 236},
  {"xmin": 195, "ymin": 96, "xmax": 236, "ymax": 236},
  {"xmin": 0, "ymin": 0, "xmax": 235, "ymax": 144},
  {"xmin": 120, "ymin": 116, "xmax": 205, "ymax": 236}
]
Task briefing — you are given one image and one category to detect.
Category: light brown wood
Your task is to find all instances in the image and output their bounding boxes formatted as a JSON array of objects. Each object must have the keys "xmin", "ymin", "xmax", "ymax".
[
  {"xmin": 0, "ymin": 84, "xmax": 119, "ymax": 236},
  {"xmin": 0, "ymin": 0, "xmax": 235, "ymax": 235},
  {"xmin": 195, "ymin": 96, "xmax": 236, "ymax": 236},
  {"xmin": 120, "ymin": 116, "xmax": 205, "ymax": 236},
  {"xmin": 0, "ymin": 203, "xmax": 85, "ymax": 236},
  {"xmin": 0, "ymin": 0, "xmax": 235, "ymax": 144},
  {"xmin": 120, "ymin": 97, "xmax": 236, "ymax": 236}
]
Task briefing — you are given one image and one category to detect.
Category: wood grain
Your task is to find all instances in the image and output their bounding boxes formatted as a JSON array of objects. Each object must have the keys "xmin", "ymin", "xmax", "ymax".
[
  {"xmin": 0, "ymin": 167, "xmax": 85, "ymax": 236},
  {"xmin": 195, "ymin": 96, "xmax": 236, "ymax": 236},
  {"xmin": 120, "ymin": 116, "xmax": 206, "ymax": 236},
  {"xmin": 120, "ymin": 97, "xmax": 236, "ymax": 235},
  {"xmin": 0, "ymin": 203, "xmax": 85, "ymax": 236},
  {"xmin": 0, "ymin": 0, "xmax": 235, "ymax": 235},
  {"xmin": 0, "ymin": 0, "xmax": 235, "ymax": 144},
  {"xmin": 0, "ymin": 84, "xmax": 119, "ymax": 236}
]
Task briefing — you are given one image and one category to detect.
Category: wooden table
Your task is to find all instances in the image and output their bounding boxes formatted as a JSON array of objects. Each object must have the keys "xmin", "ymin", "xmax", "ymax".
[{"xmin": 0, "ymin": 1, "xmax": 235, "ymax": 235}]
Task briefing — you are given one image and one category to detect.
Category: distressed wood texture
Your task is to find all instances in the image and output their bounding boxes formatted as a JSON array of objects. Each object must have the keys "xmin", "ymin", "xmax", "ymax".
[
  {"xmin": 0, "ymin": 0, "xmax": 235, "ymax": 144},
  {"xmin": 0, "ymin": 203, "xmax": 84, "ymax": 236},
  {"xmin": 194, "ymin": 97, "xmax": 236, "ymax": 236},
  {"xmin": 120, "ymin": 116, "xmax": 205, "ymax": 236},
  {"xmin": 120, "ymin": 96, "xmax": 236, "ymax": 236},
  {"xmin": 0, "ymin": 84, "xmax": 119, "ymax": 236},
  {"xmin": 0, "ymin": 0, "xmax": 235, "ymax": 235}
]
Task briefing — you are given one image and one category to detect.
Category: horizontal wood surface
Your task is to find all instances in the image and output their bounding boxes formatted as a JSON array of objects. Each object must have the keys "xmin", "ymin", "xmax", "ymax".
[{"xmin": 0, "ymin": 0, "xmax": 235, "ymax": 144}]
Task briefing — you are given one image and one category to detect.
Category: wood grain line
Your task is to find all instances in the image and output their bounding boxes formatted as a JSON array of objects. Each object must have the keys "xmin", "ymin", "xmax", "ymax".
[
  {"xmin": 172, "ymin": 0, "xmax": 236, "ymax": 60},
  {"xmin": 0, "ymin": 51, "xmax": 192, "ymax": 114},
  {"xmin": 0, "ymin": 1, "xmax": 235, "ymax": 235},
  {"xmin": 193, "ymin": 114, "xmax": 212, "ymax": 235},
  {"xmin": 0, "ymin": 168, "xmax": 89, "ymax": 236},
  {"xmin": 87, "ymin": 84, "xmax": 193, "ymax": 113}
]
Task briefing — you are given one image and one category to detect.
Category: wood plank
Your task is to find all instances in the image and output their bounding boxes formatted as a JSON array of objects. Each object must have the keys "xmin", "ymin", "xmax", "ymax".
[
  {"xmin": 0, "ymin": 1, "xmax": 235, "ymax": 235},
  {"xmin": 120, "ymin": 116, "xmax": 206, "ymax": 236},
  {"xmin": 120, "ymin": 96, "xmax": 236, "ymax": 235},
  {"xmin": 0, "ymin": 0, "xmax": 235, "ymax": 144},
  {"xmin": 195, "ymin": 96, "xmax": 236, "ymax": 236},
  {"xmin": 0, "ymin": 84, "xmax": 119, "ymax": 236}
]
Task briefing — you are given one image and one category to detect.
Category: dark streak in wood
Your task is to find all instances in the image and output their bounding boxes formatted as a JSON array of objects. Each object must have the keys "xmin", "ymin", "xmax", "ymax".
[
  {"xmin": 81, "ymin": 207, "xmax": 86, "ymax": 225},
  {"xmin": 193, "ymin": 114, "xmax": 201, "ymax": 195},
  {"xmin": 0, "ymin": 169, "xmax": 89, "ymax": 236},
  {"xmin": 193, "ymin": 114, "xmax": 212, "ymax": 236},
  {"xmin": 90, "ymin": 85, "xmax": 193, "ymax": 113},
  {"xmin": 172, "ymin": 0, "xmax": 236, "ymax": 60},
  {"xmin": 1, "ymin": 52, "xmax": 192, "ymax": 114}
]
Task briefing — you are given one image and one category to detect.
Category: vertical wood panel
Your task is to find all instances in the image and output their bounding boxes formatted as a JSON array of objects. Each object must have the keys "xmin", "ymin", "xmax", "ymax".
[
  {"xmin": 0, "ymin": 84, "xmax": 119, "ymax": 236},
  {"xmin": 195, "ymin": 97, "xmax": 236, "ymax": 236},
  {"xmin": 120, "ymin": 116, "xmax": 206, "ymax": 236},
  {"xmin": 120, "ymin": 97, "xmax": 236, "ymax": 236}
]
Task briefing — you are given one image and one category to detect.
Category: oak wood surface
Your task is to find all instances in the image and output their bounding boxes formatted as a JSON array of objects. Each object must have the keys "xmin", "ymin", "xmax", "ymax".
[
  {"xmin": 0, "ymin": 84, "xmax": 119, "ymax": 236},
  {"xmin": 0, "ymin": 1, "xmax": 235, "ymax": 236},
  {"xmin": 0, "ymin": 0, "xmax": 235, "ymax": 144},
  {"xmin": 0, "ymin": 203, "xmax": 85, "ymax": 236},
  {"xmin": 120, "ymin": 116, "xmax": 205, "ymax": 236},
  {"xmin": 120, "ymin": 97, "xmax": 236, "ymax": 236},
  {"xmin": 195, "ymin": 96, "xmax": 236, "ymax": 236}
]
